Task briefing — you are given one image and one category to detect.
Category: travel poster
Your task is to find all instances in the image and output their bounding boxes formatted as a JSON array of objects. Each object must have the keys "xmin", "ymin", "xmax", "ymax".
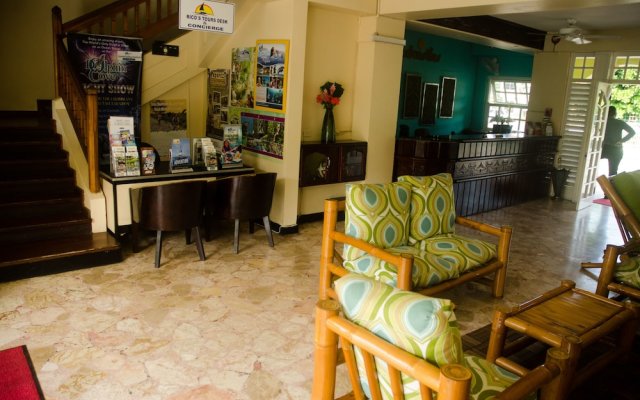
[
  {"xmin": 240, "ymin": 111, "xmax": 284, "ymax": 159},
  {"xmin": 230, "ymin": 47, "xmax": 255, "ymax": 108},
  {"xmin": 206, "ymin": 68, "xmax": 230, "ymax": 140},
  {"xmin": 254, "ymin": 40, "xmax": 289, "ymax": 113}
]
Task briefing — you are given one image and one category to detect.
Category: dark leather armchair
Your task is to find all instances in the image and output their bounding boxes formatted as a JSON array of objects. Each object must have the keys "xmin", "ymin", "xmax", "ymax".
[
  {"xmin": 205, "ymin": 172, "xmax": 276, "ymax": 253},
  {"xmin": 138, "ymin": 181, "xmax": 206, "ymax": 267}
]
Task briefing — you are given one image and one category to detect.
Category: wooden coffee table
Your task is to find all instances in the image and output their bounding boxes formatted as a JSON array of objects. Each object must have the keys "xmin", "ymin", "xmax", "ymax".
[{"xmin": 486, "ymin": 280, "xmax": 638, "ymax": 398}]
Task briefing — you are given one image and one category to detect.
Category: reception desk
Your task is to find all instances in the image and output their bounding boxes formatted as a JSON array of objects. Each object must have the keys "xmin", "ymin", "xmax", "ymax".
[
  {"xmin": 101, "ymin": 162, "xmax": 254, "ymax": 237},
  {"xmin": 393, "ymin": 135, "xmax": 560, "ymax": 216}
]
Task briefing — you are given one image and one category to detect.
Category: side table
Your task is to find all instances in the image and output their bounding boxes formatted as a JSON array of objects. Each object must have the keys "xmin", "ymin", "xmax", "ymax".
[{"xmin": 486, "ymin": 280, "xmax": 638, "ymax": 398}]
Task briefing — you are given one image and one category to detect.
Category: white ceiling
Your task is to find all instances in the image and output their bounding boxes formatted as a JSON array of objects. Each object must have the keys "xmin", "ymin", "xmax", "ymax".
[{"xmin": 496, "ymin": 2, "xmax": 640, "ymax": 33}]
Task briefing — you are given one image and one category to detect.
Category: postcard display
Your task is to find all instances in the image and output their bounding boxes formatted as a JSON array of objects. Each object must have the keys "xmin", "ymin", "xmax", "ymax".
[
  {"xmin": 108, "ymin": 116, "xmax": 140, "ymax": 177},
  {"xmin": 192, "ymin": 137, "xmax": 218, "ymax": 171}
]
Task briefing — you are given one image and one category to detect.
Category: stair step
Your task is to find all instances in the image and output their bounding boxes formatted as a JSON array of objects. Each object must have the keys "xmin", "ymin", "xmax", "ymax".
[
  {"xmin": 0, "ymin": 232, "xmax": 123, "ymax": 281},
  {"xmin": 0, "ymin": 178, "xmax": 80, "ymax": 203},
  {"xmin": 0, "ymin": 130, "xmax": 61, "ymax": 141},
  {"xmin": 0, "ymin": 202, "xmax": 90, "ymax": 229},
  {"xmin": 0, "ymin": 159, "xmax": 74, "ymax": 180},
  {"xmin": 0, "ymin": 216, "xmax": 92, "ymax": 244},
  {"xmin": 0, "ymin": 142, "xmax": 67, "ymax": 159},
  {"xmin": 0, "ymin": 198, "xmax": 87, "ymax": 223}
]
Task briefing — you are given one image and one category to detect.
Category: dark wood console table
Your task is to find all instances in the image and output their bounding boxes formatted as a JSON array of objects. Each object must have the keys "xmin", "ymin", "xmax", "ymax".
[
  {"xmin": 393, "ymin": 135, "xmax": 560, "ymax": 216},
  {"xmin": 101, "ymin": 162, "xmax": 254, "ymax": 238}
]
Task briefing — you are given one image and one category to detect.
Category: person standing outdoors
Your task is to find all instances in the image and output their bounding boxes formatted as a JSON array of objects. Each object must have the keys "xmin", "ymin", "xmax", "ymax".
[{"xmin": 601, "ymin": 105, "xmax": 636, "ymax": 176}]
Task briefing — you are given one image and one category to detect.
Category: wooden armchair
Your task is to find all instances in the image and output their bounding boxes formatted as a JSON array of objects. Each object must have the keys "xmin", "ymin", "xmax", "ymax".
[
  {"xmin": 320, "ymin": 175, "xmax": 512, "ymax": 300},
  {"xmin": 595, "ymin": 239, "xmax": 640, "ymax": 301},
  {"xmin": 582, "ymin": 172, "xmax": 640, "ymax": 269},
  {"xmin": 313, "ymin": 274, "xmax": 568, "ymax": 399}
]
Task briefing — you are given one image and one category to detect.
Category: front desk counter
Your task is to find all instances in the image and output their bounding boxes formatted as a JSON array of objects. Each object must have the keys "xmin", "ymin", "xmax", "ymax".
[
  {"xmin": 393, "ymin": 134, "xmax": 560, "ymax": 216},
  {"xmin": 101, "ymin": 162, "xmax": 255, "ymax": 238}
]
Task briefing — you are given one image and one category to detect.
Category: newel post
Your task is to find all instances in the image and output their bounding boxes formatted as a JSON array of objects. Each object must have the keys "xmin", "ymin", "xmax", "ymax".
[{"xmin": 86, "ymin": 89, "xmax": 100, "ymax": 193}]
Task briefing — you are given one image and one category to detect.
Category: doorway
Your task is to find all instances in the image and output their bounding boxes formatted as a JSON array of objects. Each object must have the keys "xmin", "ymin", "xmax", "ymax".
[{"xmin": 594, "ymin": 83, "xmax": 640, "ymax": 197}]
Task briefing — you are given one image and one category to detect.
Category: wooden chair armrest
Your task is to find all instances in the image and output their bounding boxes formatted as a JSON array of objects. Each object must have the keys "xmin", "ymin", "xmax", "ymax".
[
  {"xmin": 495, "ymin": 348, "xmax": 568, "ymax": 400},
  {"xmin": 455, "ymin": 216, "xmax": 510, "ymax": 238}
]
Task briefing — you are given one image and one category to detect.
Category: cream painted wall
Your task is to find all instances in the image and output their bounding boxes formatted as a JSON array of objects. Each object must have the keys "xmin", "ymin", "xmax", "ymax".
[
  {"xmin": 528, "ymin": 52, "xmax": 572, "ymax": 136},
  {"xmin": 0, "ymin": 0, "xmax": 113, "ymax": 110}
]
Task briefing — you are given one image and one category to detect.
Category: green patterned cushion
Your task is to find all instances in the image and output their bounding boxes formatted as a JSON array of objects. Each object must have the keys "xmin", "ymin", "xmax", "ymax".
[
  {"xmin": 615, "ymin": 255, "xmax": 640, "ymax": 289},
  {"xmin": 463, "ymin": 354, "xmax": 534, "ymax": 400},
  {"xmin": 342, "ymin": 245, "xmax": 459, "ymax": 288},
  {"xmin": 398, "ymin": 174, "xmax": 456, "ymax": 244},
  {"xmin": 416, "ymin": 233, "xmax": 497, "ymax": 273},
  {"xmin": 335, "ymin": 274, "xmax": 463, "ymax": 367},
  {"xmin": 343, "ymin": 182, "xmax": 412, "ymax": 261},
  {"xmin": 611, "ymin": 170, "xmax": 640, "ymax": 223}
]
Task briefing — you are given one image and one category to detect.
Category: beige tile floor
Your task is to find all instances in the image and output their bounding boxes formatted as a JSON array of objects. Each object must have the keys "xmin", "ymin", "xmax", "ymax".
[{"xmin": 0, "ymin": 198, "xmax": 623, "ymax": 399}]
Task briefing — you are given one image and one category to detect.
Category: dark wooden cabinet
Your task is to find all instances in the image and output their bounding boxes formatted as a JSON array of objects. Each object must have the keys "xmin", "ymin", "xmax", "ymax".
[
  {"xmin": 299, "ymin": 141, "xmax": 367, "ymax": 187},
  {"xmin": 393, "ymin": 135, "xmax": 560, "ymax": 216}
]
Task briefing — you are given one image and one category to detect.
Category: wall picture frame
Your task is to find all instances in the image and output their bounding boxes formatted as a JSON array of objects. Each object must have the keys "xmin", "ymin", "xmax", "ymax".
[
  {"xmin": 402, "ymin": 73, "xmax": 421, "ymax": 119},
  {"xmin": 420, "ymin": 82, "xmax": 439, "ymax": 125},
  {"xmin": 439, "ymin": 76, "xmax": 456, "ymax": 118},
  {"xmin": 254, "ymin": 39, "xmax": 289, "ymax": 113}
]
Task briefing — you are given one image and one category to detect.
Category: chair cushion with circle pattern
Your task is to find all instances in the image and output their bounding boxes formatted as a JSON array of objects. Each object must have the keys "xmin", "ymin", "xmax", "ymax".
[
  {"xmin": 342, "ymin": 245, "xmax": 460, "ymax": 288},
  {"xmin": 463, "ymin": 354, "xmax": 533, "ymax": 400},
  {"xmin": 334, "ymin": 273, "xmax": 463, "ymax": 368},
  {"xmin": 615, "ymin": 255, "xmax": 640, "ymax": 289},
  {"xmin": 398, "ymin": 174, "xmax": 456, "ymax": 244},
  {"xmin": 416, "ymin": 233, "xmax": 497, "ymax": 273},
  {"xmin": 343, "ymin": 182, "xmax": 412, "ymax": 261}
]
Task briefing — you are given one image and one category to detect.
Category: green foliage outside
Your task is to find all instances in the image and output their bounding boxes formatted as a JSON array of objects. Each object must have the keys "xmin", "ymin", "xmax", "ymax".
[{"xmin": 610, "ymin": 68, "xmax": 640, "ymax": 120}]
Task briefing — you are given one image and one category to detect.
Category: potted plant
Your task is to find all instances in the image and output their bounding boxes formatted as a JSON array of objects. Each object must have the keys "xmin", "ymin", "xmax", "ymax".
[{"xmin": 491, "ymin": 115, "xmax": 512, "ymax": 133}]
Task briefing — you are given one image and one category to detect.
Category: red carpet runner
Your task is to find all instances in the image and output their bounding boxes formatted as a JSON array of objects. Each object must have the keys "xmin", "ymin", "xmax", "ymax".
[{"xmin": 0, "ymin": 346, "xmax": 44, "ymax": 400}]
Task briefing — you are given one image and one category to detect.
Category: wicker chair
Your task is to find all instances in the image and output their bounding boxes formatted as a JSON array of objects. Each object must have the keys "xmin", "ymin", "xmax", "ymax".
[
  {"xmin": 312, "ymin": 274, "xmax": 568, "ymax": 399},
  {"xmin": 319, "ymin": 174, "xmax": 512, "ymax": 300},
  {"xmin": 582, "ymin": 172, "xmax": 640, "ymax": 269},
  {"xmin": 595, "ymin": 239, "xmax": 640, "ymax": 301}
]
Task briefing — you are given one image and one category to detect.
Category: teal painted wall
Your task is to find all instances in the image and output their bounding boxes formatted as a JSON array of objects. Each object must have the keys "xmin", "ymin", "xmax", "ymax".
[{"xmin": 397, "ymin": 29, "xmax": 534, "ymax": 137}]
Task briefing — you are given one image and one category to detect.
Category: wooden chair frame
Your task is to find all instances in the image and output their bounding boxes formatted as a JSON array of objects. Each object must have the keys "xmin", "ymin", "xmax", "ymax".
[
  {"xmin": 319, "ymin": 198, "xmax": 512, "ymax": 301},
  {"xmin": 312, "ymin": 299, "xmax": 568, "ymax": 400},
  {"xmin": 595, "ymin": 239, "xmax": 640, "ymax": 301},
  {"xmin": 582, "ymin": 174, "xmax": 640, "ymax": 269}
]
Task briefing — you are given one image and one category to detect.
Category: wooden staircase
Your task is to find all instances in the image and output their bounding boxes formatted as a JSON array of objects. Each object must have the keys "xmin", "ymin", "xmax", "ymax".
[{"xmin": 0, "ymin": 105, "xmax": 121, "ymax": 282}]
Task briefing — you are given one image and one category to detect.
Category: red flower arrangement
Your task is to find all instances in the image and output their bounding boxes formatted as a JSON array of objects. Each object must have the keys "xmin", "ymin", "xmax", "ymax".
[{"xmin": 316, "ymin": 81, "xmax": 344, "ymax": 109}]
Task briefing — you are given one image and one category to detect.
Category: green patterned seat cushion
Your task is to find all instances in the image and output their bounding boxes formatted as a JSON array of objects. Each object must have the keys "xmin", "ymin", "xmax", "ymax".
[
  {"xmin": 342, "ymin": 245, "xmax": 459, "ymax": 288},
  {"xmin": 343, "ymin": 182, "xmax": 412, "ymax": 261},
  {"xmin": 463, "ymin": 354, "xmax": 534, "ymax": 400},
  {"xmin": 611, "ymin": 170, "xmax": 640, "ymax": 223},
  {"xmin": 615, "ymin": 255, "xmax": 640, "ymax": 289},
  {"xmin": 416, "ymin": 233, "xmax": 497, "ymax": 273},
  {"xmin": 398, "ymin": 174, "xmax": 456, "ymax": 244},
  {"xmin": 335, "ymin": 274, "xmax": 463, "ymax": 368}
]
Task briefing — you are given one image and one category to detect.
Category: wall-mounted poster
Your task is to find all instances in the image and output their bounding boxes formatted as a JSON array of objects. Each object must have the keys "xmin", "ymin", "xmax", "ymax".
[
  {"xmin": 67, "ymin": 33, "xmax": 143, "ymax": 166},
  {"xmin": 240, "ymin": 111, "xmax": 284, "ymax": 159},
  {"xmin": 206, "ymin": 68, "xmax": 230, "ymax": 140},
  {"xmin": 231, "ymin": 47, "xmax": 255, "ymax": 108},
  {"xmin": 149, "ymin": 99, "xmax": 188, "ymax": 159},
  {"xmin": 254, "ymin": 40, "xmax": 289, "ymax": 113}
]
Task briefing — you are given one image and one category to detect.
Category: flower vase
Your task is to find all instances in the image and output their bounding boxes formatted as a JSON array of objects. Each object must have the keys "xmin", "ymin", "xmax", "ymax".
[{"xmin": 321, "ymin": 107, "xmax": 336, "ymax": 144}]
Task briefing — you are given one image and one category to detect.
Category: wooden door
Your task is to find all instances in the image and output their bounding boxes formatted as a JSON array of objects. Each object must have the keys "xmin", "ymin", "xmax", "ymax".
[{"xmin": 575, "ymin": 82, "xmax": 611, "ymax": 210}]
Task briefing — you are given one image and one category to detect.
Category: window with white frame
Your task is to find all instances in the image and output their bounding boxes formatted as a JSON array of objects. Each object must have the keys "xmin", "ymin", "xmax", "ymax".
[{"xmin": 486, "ymin": 79, "xmax": 531, "ymax": 133}]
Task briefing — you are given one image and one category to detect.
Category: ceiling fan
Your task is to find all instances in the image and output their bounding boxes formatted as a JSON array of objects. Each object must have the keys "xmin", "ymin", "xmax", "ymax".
[{"xmin": 549, "ymin": 18, "xmax": 616, "ymax": 45}]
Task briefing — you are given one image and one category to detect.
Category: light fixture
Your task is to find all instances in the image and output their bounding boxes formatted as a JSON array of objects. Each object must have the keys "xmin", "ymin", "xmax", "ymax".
[{"xmin": 371, "ymin": 34, "xmax": 406, "ymax": 46}]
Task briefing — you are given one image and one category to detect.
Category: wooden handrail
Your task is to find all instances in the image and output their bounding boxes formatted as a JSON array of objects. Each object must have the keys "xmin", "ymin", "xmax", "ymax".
[{"xmin": 52, "ymin": 0, "xmax": 180, "ymax": 194}]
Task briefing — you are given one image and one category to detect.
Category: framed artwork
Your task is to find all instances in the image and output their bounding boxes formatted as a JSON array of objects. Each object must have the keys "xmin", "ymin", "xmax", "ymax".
[
  {"xmin": 420, "ymin": 83, "xmax": 439, "ymax": 125},
  {"xmin": 402, "ymin": 73, "xmax": 421, "ymax": 118},
  {"xmin": 439, "ymin": 76, "xmax": 456, "ymax": 118},
  {"xmin": 254, "ymin": 39, "xmax": 289, "ymax": 113},
  {"xmin": 299, "ymin": 144, "xmax": 339, "ymax": 187},
  {"xmin": 340, "ymin": 143, "xmax": 367, "ymax": 182}
]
